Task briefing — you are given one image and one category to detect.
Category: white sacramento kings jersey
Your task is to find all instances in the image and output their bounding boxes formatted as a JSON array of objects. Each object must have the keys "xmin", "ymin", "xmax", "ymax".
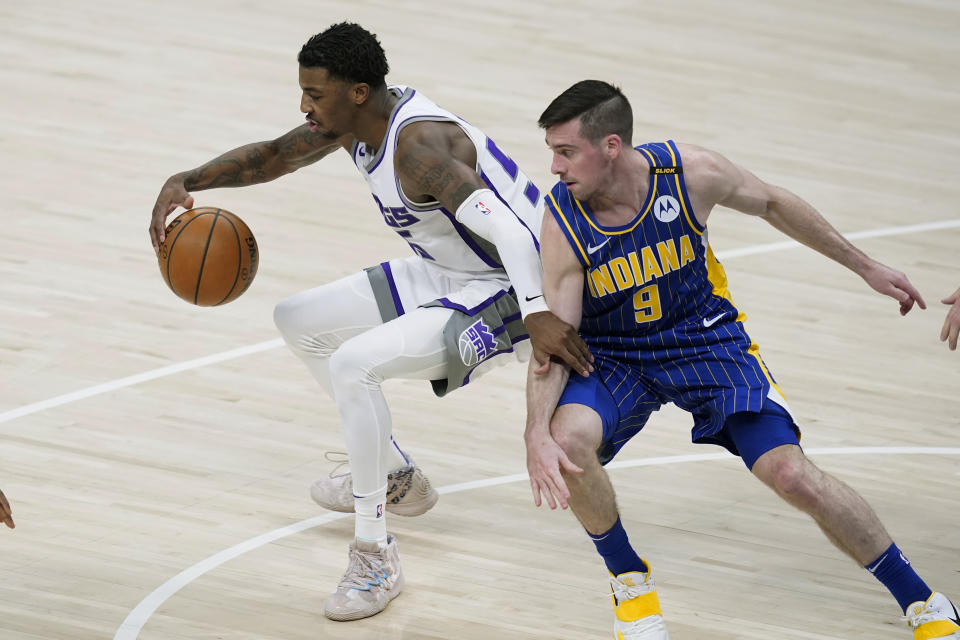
[{"xmin": 350, "ymin": 86, "xmax": 544, "ymax": 279}]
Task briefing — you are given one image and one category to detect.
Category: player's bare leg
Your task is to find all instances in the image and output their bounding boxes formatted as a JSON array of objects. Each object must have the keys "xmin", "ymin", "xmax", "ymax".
[
  {"xmin": 550, "ymin": 404, "xmax": 668, "ymax": 639},
  {"xmin": 752, "ymin": 444, "xmax": 960, "ymax": 638}
]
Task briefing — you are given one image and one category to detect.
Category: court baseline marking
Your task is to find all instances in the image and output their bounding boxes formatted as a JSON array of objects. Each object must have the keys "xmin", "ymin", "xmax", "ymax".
[{"xmin": 114, "ymin": 447, "xmax": 960, "ymax": 639}]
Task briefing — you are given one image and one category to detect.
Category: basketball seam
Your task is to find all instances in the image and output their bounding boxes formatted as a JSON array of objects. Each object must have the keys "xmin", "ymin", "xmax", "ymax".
[
  {"xmin": 193, "ymin": 210, "xmax": 221, "ymax": 305},
  {"xmin": 215, "ymin": 214, "xmax": 243, "ymax": 306},
  {"xmin": 165, "ymin": 212, "xmax": 210, "ymax": 294}
]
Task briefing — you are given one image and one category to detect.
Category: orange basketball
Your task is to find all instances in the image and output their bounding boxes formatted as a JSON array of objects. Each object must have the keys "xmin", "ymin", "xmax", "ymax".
[{"xmin": 157, "ymin": 207, "xmax": 258, "ymax": 306}]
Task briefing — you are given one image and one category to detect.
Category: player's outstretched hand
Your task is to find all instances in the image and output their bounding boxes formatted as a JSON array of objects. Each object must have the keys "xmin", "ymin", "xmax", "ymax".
[
  {"xmin": 940, "ymin": 286, "xmax": 960, "ymax": 351},
  {"xmin": 525, "ymin": 431, "xmax": 582, "ymax": 510},
  {"xmin": 860, "ymin": 261, "xmax": 926, "ymax": 316},
  {"xmin": 150, "ymin": 177, "xmax": 195, "ymax": 253},
  {"xmin": 0, "ymin": 488, "xmax": 14, "ymax": 529},
  {"xmin": 525, "ymin": 311, "xmax": 593, "ymax": 377}
]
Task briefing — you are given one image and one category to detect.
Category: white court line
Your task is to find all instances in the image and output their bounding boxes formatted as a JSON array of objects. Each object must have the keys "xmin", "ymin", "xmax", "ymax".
[
  {"xmin": 714, "ymin": 218, "xmax": 960, "ymax": 259},
  {"xmin": 0, "ymin": 339, "xmax": 284, "ymax": 425},
  {"xmin": 1, "ymin": 218, "xmax": 958, "ymax": 426},
  {"xmin": 113, "ymin": 447, "xmax": 960, "ymax": 640}
]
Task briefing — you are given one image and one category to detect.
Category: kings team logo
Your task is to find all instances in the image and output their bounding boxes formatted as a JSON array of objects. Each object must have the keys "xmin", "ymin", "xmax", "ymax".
[{"xmin": 458, "ymin": 318, "xmax": 498, "ymax": 366}]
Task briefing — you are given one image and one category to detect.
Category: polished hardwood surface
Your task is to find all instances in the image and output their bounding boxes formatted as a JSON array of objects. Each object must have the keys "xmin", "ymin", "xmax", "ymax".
[{"xmin": 1, "ymin": 1, "xmax": 958, "ymax": 638}]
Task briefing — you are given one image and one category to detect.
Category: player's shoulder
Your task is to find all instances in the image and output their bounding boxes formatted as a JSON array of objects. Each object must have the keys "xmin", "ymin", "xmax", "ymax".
[
  {"xmin": 674, "ymin": 142, "xmax": 719, "ymax": 171},
  {"xmin": 395, "ymin": 118, "xmax": 460, "ymax": 152},
  {"xmin": 673, "ymin": 142, "xmax": 731, "ymax": 184}
]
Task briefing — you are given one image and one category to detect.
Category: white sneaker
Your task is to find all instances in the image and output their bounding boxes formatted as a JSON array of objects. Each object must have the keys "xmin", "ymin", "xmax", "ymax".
[
  {"xmin": 906, "ymin": 592, "xmax": 960, "ymax": 639},
  {"xmin": 323, "ymin": 534, "xmax": 404, "ymax": 621},
  {"xmin": 309, "ymin": 452, "xmax": 438, "ymax": 516},
  {"xmin": 610, "ymin": 564, "xmax": 669, "ymax": 639}
]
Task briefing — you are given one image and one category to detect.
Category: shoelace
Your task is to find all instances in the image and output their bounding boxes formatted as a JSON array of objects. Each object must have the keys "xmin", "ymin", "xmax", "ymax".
[
  {"xmin": 339, "ymin": 546, "xmax": 389, "ymax": 590},
  {"xmin": 904, "ymin": 610, "xmax": 939, "ymax": 628},
  {"xmin": 323, "ymin": 451, "xmax": 350, "ymax": 479},
  {"xmin": 610, "ymin": 577, "xmax": 652, "ymax": 602}
]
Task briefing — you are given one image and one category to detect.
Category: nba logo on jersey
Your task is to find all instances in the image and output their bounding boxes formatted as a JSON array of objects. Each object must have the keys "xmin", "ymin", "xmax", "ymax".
[
  {"xmin": 474, "ymin": 201, "xmax": 492, "ymax": 215},
  {"xmin": 376, "ymin": 504, "xmax": 383, "ymax": 518},
  {"xmin": 653, "ymin": 195, "xmax": 681, "ymax": 223},
  {"xmin": 458, "ymin": 319, "xmax": 497, "ymax": 366}
]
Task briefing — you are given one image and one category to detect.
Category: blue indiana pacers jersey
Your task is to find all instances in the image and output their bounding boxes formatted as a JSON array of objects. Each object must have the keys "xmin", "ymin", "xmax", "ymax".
[{"xmin": 547, "ymin": 140, "xmax": 793, "ymax": 460}]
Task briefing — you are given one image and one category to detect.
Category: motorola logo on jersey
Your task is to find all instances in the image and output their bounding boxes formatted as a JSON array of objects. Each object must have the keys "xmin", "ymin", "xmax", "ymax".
[
  {"xmin": 458, "ymin": 318, "xmax": 498, "ymax": 366},
  {"xmin": 653, "ymin": 195, "xmax": 681, "ymax": 223}
]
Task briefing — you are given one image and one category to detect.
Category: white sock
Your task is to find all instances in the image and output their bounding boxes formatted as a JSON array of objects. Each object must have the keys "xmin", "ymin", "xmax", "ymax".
[{"xmin": 354, "ymin": 484, "xmax": 388, "ymax": 543}]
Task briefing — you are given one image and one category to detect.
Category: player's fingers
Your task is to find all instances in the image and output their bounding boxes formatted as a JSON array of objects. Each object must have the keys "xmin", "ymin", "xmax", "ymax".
[
  {"xmin": 183, "ymin": 195, "xmax": 194, "ymax": 210},
  {"xmin": 531, "ymin": 346, "xmax": 549, "ymax": 367},
  {"xmin": 949, "ymin": 323, "xmax": 959, "ymax": 351},
  {"xmin": 895, "ymin": 278, "xmax": 926, "ymax": 310},
  {"xmin": 572, "ymin": 334, "xmax": 594, "ymax": 364},
  {"xmin": 0, "ymin": 493, "xmax": 12, "ymax": 529},
  {"xmin": 559, "ymin": 451, "xmax": 584, "ymax": 475},
  {"xmin": 533, "ymin": 359, "xmax": 552, "ymax": 375},
  {"xmin": 942, "ymin": 296, "xmax": 959, "ymax": 305},
  {"xmin": 546, "ymin": 470, "xmax": 570, "ymax": 509},
  {"xmin": 552, "ymin": 347, "xmax": 586, "ymax": 377},
  {"xmin": 529, "ymin": 476, "xmax": 542, "ymax": 507},
  {"xmin": 541, "ymin": 476, "xmax": 558, "ymax": 510},
  {"xmin": 568, "ymin": 337, "xmax": 594, "ymax": 371}
]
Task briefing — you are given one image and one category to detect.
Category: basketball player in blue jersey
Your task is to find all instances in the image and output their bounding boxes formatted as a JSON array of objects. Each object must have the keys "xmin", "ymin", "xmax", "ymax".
[
  {"xmin": 940, "ymin": 285, "xmax": 960, "ymax": 351},
  {"xmin": 525, "ymin": 80, "xmax": 959, "ymax": 639},
  {"xmin": 148, "ymin": 23, "xmax": 593, "ymax": 622}
]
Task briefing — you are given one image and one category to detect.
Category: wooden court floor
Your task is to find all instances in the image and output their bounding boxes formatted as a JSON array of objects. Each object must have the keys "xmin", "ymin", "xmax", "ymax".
[{"xmin": 1, "ymin": 1, "xmax": 958, "ymax": 638}]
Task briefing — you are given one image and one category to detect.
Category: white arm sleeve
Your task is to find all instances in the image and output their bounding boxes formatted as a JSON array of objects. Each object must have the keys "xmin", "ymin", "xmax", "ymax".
[{"xmin": 455, "ymin": 189, "xmax": 549, "ymax": 319}]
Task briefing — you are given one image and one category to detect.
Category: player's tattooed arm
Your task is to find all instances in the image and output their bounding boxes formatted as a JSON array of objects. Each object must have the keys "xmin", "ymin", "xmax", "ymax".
[
  {"xmin": 393, "ymin": 121, "xmax": 485, "ymax": 211},
  {"xmin": 181, "ymin": 124, "xmax": 343, "ymax": 190},
  {"xmin": 150, "ymin": 125, "xmax": 344, "ymax": 250}
]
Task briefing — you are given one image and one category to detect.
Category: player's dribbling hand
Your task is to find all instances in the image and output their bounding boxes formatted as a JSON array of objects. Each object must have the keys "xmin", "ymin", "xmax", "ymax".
[
  {"xmin": 525, "ymin": 432, "xmax": 582, "ymax": 510},
  {"xmin": 940, "ymin": 286, "xmax": 960, "ymax": 351},
  {"xmin": 150, "ymin": 177, "xmax": 195, "ymax": 253},
  {"xmin": 860, "ymin": 260, "xmax": 926, "ymax": 316},
  {"xmin": 0, "ymin": 488, "xmax": 14, "ymax": 529},
  {"xmin": 525, "ymin": 311, "xmax": 593, "ymax": 377}
]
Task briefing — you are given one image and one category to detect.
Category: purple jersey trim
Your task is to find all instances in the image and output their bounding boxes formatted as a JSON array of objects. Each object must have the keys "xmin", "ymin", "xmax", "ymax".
[
  {"xmin": 380, "ymin": 261, "xmax": 405, "ymax": 316},
  {"xmin": 524, "ymin": 180, "xmax": 540, "ymax": 206},
  {"xmin": 479, "ymin": 170, "xmax": 541, "ymax": 252},
  {"xmin": 438, "ymin": 207, "xmax": 503, "ymax": 268},
  {"xmin": 365, "ymin": 89, "xmax": 417, "ymax": 174},
  {"xmin": 434, "ymin": 288, "xmax": 511, "ymax": 315}
]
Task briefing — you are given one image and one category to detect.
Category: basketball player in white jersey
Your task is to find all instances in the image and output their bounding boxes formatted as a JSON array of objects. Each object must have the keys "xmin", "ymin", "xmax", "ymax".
[{"xmin": 149, "ymin": 22, "xmax": 592, "ymax": 621}]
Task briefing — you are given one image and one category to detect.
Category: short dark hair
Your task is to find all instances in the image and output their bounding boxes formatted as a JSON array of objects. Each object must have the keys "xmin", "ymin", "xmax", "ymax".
[
  {"xmin": 298, "ymin": 22, "xmax": 389, "ymax": 88},
  {"xmin": 538, "ymin": 80, "xmax": 632, "ymax": 145}
]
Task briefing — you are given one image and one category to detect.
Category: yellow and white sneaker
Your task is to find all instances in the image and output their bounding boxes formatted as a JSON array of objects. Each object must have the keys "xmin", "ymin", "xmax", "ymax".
[
  {"xmin": 906, "ymin": 592, "xmax": 960, "ymax": 639},
  {"xmin": 610, "ymin": 564, "xmax": 669, "ymax": 639}
]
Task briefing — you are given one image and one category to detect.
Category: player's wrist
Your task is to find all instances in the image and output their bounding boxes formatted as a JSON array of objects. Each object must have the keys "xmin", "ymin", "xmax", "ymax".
[{"xmin": 520, "ymin": 296, "xmax": 549, "ymax": 319}]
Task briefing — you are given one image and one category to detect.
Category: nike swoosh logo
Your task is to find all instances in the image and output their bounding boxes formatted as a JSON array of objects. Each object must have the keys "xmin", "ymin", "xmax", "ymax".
[
  {"xmin": 949, "ymin": 602, "xmax": 960, "ymax": 627},
  {"xmin": 702, "ymin": 312, "xmax": 726, "ymax": 328},
  {"xmin": 525, "ymin": 294, "xmax": 544, "ymax": 302},
  {"xmin": 587, "ymin": 239, "xmax": 609, "ymax": 255},
  {"xmin": 867, "ymin": 554, "xmax": 887, "ymax": 574}
]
